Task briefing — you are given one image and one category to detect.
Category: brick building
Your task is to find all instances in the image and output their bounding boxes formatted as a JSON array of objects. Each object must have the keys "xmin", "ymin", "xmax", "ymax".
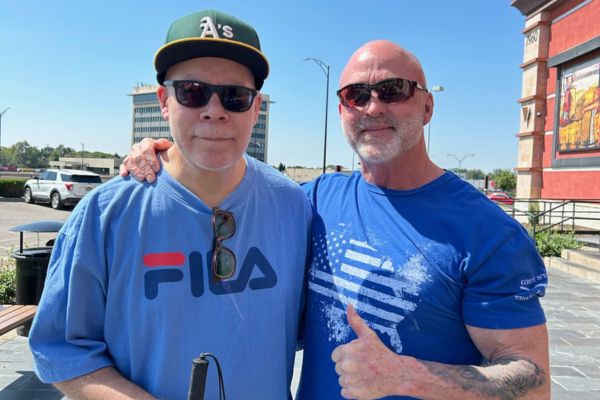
[{"xmin": 512, "ymin": 0, "xmax": 600, "ymax": 200}]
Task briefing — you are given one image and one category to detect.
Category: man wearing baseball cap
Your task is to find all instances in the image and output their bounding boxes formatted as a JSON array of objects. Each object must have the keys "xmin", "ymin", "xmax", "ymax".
[{"xmin": 29, "ymin": 9, "xmax": 311, "ymax": 400}]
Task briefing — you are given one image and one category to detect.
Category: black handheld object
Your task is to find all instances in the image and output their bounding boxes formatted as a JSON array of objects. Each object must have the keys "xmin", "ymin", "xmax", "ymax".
[
  {"xmin": 187, "ymin": 356, "xmax": 209, "ymax": 400},
  {"xmin": 187, "ymin": 353, "xmax": 226, "ymax": 400}
]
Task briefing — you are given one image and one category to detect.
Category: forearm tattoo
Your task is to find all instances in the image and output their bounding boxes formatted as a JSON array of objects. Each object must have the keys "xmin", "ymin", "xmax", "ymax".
[{"xmin": 424, "ymin": 357, "xmax": 546, "ymax": 400}]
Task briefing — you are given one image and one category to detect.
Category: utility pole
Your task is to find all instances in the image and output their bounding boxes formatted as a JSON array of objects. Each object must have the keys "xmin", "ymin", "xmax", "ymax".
[{"xmin": 0, "ymin": 107, "xmax": 10, "ymax": 164}]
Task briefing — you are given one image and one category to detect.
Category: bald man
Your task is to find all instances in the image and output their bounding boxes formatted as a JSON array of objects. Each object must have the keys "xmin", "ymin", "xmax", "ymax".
[{"xmin": 122, "ymin": 40, "xmax": 550, "ymax": 400}]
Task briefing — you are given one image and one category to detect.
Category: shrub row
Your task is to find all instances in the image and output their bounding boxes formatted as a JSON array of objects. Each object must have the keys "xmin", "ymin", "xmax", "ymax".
[
  {"xmin": 0, "ymin": 178, "xmax": 27, "ymax": 198},
  {"xmin": 535, "ymin": 231, "xmax": 582, "ymax": 257}
]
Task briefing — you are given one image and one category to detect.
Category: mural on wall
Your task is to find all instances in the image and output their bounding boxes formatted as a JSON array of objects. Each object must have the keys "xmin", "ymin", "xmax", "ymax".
[{"xmin": 557, "ymin": 57, "xmax": 600, "ymax": 152}]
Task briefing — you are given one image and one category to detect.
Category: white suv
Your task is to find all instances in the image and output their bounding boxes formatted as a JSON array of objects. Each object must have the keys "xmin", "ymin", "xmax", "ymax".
[{"xmin": 23, "ymin": 169, "xmax": 103, "ymax": 209}]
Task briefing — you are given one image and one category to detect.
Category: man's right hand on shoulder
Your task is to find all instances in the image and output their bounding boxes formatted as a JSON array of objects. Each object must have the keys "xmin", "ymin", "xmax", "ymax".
[{"xmin": 119, "ymin": 138, "xmax": 172, "ymax": 183}]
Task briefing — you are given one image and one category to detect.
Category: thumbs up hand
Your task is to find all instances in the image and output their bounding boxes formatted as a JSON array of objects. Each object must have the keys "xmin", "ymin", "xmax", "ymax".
[{"xmin": 331, "ymin": 304, "xmax": 414, "ymax": 399}]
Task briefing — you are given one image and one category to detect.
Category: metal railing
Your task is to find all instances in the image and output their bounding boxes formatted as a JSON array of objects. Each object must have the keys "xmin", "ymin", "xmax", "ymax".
[{"xmin": 499, "ymin": 199, "xmax": 600, "ymax": 248}]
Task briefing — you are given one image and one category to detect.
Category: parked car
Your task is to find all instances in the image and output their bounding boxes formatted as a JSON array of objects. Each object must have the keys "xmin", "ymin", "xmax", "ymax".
[
  {"xmin": 23, "ymin": 169, "xmax": 102, "ymax": 209},
  {"xmin": 487, "ymin": 191, "xmax": 514, "ymax": 206}
]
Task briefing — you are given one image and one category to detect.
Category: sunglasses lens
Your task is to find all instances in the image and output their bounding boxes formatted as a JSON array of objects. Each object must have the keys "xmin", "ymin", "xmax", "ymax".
[
  {"xmin": 340, "ymin": 86, "xmax": 371, "ymax": 108},
  {"xmin": 174, "ymin": 81, "xmax": 211, "ymax": 107},
  {"xmin": 213, "ymin": 246, "xmax": 236, "ymax": 279},
  {"xmin": 221, "ymin": 87, "xmax": 254, "ymax": 112},
  {"xmin": 213, "ymin": 211, "xmax": 235, "ymax": 239},
  {"xmin": 377, "ymin": 79, "xmax": 411, "ymax": 103}
]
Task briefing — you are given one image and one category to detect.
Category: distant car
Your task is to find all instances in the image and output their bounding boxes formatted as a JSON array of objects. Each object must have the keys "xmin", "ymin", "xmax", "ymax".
[
  {"xmin": 23, "ymin": 169, "xmax": 102, "ymax": 209},
  {"xmin": 487, "ymin": 191, "xmax": 514, "ymax": 206}
]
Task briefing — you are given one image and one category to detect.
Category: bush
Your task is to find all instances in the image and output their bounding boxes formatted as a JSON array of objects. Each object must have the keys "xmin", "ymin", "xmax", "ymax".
[
  {"xmin": 0, "ymin": 257, "xmax": 16, "ymax": 304},
  {"xmin": 535, "ymin": 231, "xmax": 582, "ymax": 257},
  {"xmin": 0, "ymin": 178, "xmax": 28, "ymax": 198},
  {"xmin": 528, "ymin": 202, "xmax": 541, "ymax": 229}
]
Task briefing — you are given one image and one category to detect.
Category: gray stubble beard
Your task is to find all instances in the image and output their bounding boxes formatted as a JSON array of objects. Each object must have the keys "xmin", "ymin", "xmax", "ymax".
[{"xmin": 342, "ymin": 113, "xmax": 424, "ymax": 164}]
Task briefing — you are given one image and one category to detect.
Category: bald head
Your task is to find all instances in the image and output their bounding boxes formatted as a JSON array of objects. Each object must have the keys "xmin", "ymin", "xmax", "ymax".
[{"xmin": 340, "ymin": 40, "xmax": 427, "ymax": 89}]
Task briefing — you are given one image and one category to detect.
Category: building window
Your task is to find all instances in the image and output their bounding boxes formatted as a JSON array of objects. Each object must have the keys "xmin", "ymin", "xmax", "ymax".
[
  {"xmin": 133, "ymin": 93, "xmax": 158, "ymax": 104},
  {"xmin": 556, "ymin": 55, "xmax": 600, "ymax": 152}
]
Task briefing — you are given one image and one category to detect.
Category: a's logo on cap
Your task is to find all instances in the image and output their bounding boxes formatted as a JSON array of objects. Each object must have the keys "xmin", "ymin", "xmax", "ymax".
[{"xmin": 199, "ymin": 16, "xmax": 234, "ymax": 39}]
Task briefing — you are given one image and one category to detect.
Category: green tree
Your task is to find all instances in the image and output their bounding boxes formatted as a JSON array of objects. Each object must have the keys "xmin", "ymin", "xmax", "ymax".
[
  {"xmin": 491, "ymin": 169, "xmax": 516, "ymax": 193},
  {"xmin": 277, "ymin": 162, "xmax": 286, "ymax": 173},
  {"xmin": 0, "ymin": 146, "xmax": 8, "ymax": 165},
  {"xmin": 466, "ymin": 169, "xmax": 485, "ymax": 180},
  {"xmin": 9, "ymin": 141, "xmax": 40, "ymax": 167},
  {"xmin": 49, "ymin": 145, "xmax": 75, "ymax": 162},
  {"xmin": 450, "ymin": 168, "xmax": 486, "ymax": 180}
]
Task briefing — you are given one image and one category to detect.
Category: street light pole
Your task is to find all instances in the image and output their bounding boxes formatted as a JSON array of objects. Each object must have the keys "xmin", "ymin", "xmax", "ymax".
[
  {"xmin": 81, "ymin": 143, "xmax": 85, "ymax": 170},
  {"xmin": 426, "ymin": 86, "xmax": 444, "ymax": 154},
  {"xmin": 0, "ymin": 107, "xmax": 10, "ymax": 163},
  {"xmin": 447, "ymin": 153, "xmax": 475, "ymax": 171},
  {"xmin": 304, "ymin": 57, "xmax": 329, "ymax": 174}
]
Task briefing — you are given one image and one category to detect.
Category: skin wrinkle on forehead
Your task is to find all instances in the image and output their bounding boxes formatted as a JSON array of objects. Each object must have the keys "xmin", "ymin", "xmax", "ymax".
[{"xmin": 340, "ymin": 40, "xmax": 427, "ymax": 89}]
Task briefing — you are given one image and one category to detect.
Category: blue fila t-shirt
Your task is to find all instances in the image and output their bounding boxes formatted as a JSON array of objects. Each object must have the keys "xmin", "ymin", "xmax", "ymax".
[
  {"xmin": 298, "ymin": 171, "xmax": 547, "ymax": 400},
  {"xmin": 29, "ymin": 156, "xmax": 312, "ymax": 400}
]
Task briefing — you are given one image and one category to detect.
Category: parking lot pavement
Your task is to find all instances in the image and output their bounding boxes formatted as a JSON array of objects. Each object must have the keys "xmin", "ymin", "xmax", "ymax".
[{"xmin": 0, "ymin": 200, "xmax": 71, "ymax": 260}]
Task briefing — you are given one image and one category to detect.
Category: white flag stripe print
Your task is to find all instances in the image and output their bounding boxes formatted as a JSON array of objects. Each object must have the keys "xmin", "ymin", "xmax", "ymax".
[
  {"xmin": 348, "ymin": 239, "xmax": 377, "ymax": 251},
  {"xmin": 308, "ymin": 282, "xmax": 405, "ymax": 324},
  {"xmin": 344, "ymin": 249, "xmax": 382, "ymax": 267},
  {"xmin": 311, "ymin": 269, "xmax": 416, "ymax": 311},
  {"xmin": 340, "ymin": 263, "xmax": 417, "ymax": 295}
]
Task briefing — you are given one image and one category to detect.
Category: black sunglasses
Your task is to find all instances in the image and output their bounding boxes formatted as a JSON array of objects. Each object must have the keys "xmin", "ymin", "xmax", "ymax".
[
  {"xmin": 211, "ymin": 208, "xmax": 236, "ymax": 282},
  {"xmin": 336, "ymin": 78, "xmax": 428, "ymax": 108},
  {"xmin": 163, "ymin": 80, "xmax": 257, "ymax": 112}
]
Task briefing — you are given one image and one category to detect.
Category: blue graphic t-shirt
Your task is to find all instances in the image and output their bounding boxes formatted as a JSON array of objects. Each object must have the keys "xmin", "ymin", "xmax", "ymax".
[
  {"xmin": 29, "ymin": 156, "xmax": 312, "ymax": 400},
  {"xmin": 298, "ymin": 171, "xmax": 547, "ymax": 400}
]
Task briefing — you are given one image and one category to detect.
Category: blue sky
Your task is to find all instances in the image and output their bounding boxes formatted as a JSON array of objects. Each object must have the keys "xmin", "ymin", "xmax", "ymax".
[{"xmin": 0, "ymin": 0, "xmax": 527, "ymax": 172}]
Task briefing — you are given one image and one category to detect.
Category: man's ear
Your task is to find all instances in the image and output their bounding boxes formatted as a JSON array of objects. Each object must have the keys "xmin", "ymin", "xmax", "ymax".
[
  {"xmin": 422, "ymin": 92, "xmax": 434, "ymax": 126},
  {"xmin": 252, "ymin": 93, "xmax": 263, "ymax": 125},
  {"xmin": 157, "ymin": 85, "xmax": 169, "ymax": 121}
]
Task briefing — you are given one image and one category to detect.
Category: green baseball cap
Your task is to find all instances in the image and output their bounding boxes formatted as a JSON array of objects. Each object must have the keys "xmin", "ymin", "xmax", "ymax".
[{"xmin": 154, "ymin": 9, "xmax": 269, "ymax": 90}]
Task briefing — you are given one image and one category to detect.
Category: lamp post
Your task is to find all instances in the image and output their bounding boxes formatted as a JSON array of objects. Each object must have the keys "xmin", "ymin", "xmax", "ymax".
[
  {"xmin": 80, "ymin": 143, "xmax": 85, "ymax": 170},
  {"xmin": 0, "ymin": 107, "xmax": 10, "ymax": 163},
  {"xmin": 426, "ymin": 86, "xmax": 444, "ymax": 154},
  {"xmin": 304, "ymin": 57, "xmax": 329, "ymax": 174},
  {"xmin": 447, "ymin": 153, "xmax": 475, "ymax": 175}
]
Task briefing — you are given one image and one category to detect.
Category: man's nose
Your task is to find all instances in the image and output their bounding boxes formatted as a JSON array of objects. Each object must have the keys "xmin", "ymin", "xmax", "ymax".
[
  {"xmin": 199, "ymin": 93, "xmax": 228, "ymax": 120},
  {"xmin": 362, "ymin": 91, "xmax": 387, "ymax": 117}
]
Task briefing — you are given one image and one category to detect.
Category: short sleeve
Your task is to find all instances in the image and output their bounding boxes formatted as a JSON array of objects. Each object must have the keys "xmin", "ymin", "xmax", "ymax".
[
  {"xmin": 28, "ymin": 208, "xmax": 113, "ymax": 383},
  {"xmin": 462, "ymin": 228, "xmax": 547, "ymax": 329}
]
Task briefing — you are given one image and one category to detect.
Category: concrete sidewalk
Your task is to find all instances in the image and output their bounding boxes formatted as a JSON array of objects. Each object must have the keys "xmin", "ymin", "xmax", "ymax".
[{"xmin": 1, "ymin": 266, "xmax": 599, "ymax": 399}]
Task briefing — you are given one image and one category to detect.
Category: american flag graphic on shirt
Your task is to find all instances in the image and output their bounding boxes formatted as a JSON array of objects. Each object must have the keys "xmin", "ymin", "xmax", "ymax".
[{"xmin": 308, "ymin": 223, "xmax": 430, "ymax": 352}]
